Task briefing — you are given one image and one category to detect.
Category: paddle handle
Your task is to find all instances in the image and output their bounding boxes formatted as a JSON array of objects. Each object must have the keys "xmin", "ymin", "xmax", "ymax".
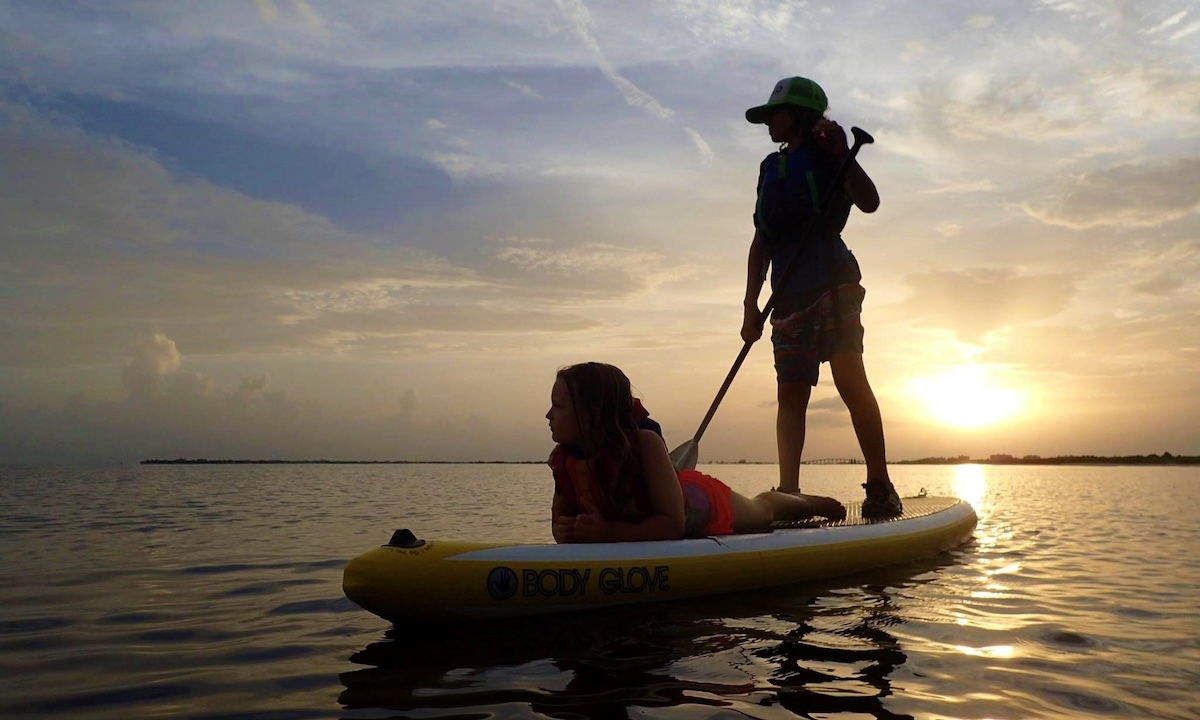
[{"xmin": 687, "ymin": 127, "xmax": 874, "ymax": 446}]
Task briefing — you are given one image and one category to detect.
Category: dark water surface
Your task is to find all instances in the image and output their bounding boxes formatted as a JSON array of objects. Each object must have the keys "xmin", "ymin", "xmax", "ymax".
[{"xmin": 1, "ymin": 463, "xmax": 1197, "ymax": 719}]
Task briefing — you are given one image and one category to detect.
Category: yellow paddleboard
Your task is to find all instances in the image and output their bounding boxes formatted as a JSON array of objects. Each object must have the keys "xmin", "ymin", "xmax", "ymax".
[{"xmin": 343, "ymin": 494, "xmax": 976, "ymax": 623}]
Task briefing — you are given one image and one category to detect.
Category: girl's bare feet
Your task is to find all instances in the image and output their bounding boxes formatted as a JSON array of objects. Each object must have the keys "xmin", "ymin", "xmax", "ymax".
[{"xmin": 791, "ymin": 493, "xmax": 847, "ymax": 521}]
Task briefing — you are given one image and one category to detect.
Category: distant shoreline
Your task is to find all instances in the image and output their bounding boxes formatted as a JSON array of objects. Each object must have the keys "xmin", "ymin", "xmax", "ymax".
[{"xmin": 141, "ymin": 454, "xmax": 1198, "ymax": 466}]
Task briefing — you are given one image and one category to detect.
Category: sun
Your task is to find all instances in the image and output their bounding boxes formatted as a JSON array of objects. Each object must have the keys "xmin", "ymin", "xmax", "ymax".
[{"xmin": 909, "ymin": 364, "xmax": 1025, "ymax": 429}]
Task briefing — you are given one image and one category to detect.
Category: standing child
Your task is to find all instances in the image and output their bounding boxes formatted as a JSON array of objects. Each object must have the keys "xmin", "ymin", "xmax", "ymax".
[
  {"xmin": 546, "ymin": 362, "xmax": 844, "ymax": 544},
  {"xmin": 741, "ymin": 76, "xmax": 902, "ymax": 517}
]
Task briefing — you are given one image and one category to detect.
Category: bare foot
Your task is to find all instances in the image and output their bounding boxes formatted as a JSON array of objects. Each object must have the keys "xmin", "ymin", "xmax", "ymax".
[{"xmin": 791, "ymin": 493, "xmax": 847, "ymax": 521}]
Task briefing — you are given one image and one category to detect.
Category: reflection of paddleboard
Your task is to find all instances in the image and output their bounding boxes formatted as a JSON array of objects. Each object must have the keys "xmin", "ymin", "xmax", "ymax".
[{"xmin": 342, "ymin": 494, "xmax": 977, "ymax": 623}]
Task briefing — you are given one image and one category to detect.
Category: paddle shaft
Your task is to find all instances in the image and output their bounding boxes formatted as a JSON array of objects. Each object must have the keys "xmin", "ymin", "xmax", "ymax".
[{"xmin": 686, "ymin": 127, "xmax": 874, "ymax": 446}]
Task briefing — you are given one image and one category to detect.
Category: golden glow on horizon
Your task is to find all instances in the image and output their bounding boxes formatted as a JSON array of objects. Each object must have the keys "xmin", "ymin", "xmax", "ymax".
[{"xmin": 910, "ymin": 364, "xmax": 1025, "ymax": 429}]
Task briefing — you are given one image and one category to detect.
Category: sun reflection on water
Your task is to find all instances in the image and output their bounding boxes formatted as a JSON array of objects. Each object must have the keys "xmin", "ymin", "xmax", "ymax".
[
  {"xmin": 951, "ymin": 464, "xmax": 988, "ymax": 511},
  {"xmin": 954, "ymin": 644, "xmax": 1016, "ymax": 658}
]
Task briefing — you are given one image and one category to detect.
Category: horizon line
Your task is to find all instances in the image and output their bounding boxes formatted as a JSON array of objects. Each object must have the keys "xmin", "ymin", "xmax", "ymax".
[{"xmin": 137, "ymin": 452, "xmax": 1198, "ymax": 466}]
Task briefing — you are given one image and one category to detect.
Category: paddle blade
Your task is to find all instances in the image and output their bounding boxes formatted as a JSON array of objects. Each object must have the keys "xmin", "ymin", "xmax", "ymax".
[{"xmin": 670, "ymin": 440, "xmax": 698, "ymax": 471}]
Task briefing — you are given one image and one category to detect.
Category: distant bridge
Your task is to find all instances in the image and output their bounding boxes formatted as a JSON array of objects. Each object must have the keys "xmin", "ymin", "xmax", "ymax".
[{"xmin": 800, "ymin": 458, "xmax": 862, "ymax": 465}]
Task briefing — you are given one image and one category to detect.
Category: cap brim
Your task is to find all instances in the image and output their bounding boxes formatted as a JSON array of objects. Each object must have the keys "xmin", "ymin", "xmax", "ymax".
[{"xmin": 745, "ymin": 104, "xmax": 773, "ymax": 124}]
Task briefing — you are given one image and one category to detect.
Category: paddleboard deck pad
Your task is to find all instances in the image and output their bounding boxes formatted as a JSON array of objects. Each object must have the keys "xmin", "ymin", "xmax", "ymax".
[{"xmin": 343, "ymin": 494, "xmax": 976, "ymax": 623}]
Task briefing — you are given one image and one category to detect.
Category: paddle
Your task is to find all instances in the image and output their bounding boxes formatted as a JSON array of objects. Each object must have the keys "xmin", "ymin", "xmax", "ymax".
[{"xmin": 670, "ymin": 126, "xmax": 875, "ymax": 471}]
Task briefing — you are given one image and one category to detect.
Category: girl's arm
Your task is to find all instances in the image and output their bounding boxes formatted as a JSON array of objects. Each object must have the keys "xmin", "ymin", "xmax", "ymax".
[
  {"xmin": 741, "ymin": 230, "xmax": 768, "ymax": 343},
  {"xmin": 571, "ymin": 430, "xmax": 686, "ymax": 542},
  {"xmin": 551, "ymin": 491, "xmax": 576, "ymax": 543},
  {"xmin": 842, "ymin": 159, "xmax": 879, "ymax": 213},
  {"xmin": 814, "ymin": 118, "xmax": 879, "ymax": 213}
]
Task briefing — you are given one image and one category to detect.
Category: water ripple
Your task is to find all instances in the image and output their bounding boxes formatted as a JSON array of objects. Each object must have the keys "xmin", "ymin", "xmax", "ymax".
[
  {"xmin": 17, "ymin": 683, "xmax": 193, "ymax": 714},
  {"xmin": 0, "ymin": 618, "xmax": 74, "ymax": 635},
  {"xmin": 269, "ymin": 597, "xmax": 361, "ymax": 615}
]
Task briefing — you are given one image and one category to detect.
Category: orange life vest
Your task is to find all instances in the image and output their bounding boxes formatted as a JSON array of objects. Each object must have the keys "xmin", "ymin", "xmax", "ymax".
[{"xmin": 548, "ymin": 443, "xmax": 652, "ymax": 522}]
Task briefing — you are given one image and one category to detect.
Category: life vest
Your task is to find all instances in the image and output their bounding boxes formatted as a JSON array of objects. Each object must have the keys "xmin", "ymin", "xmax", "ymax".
[
  {"xmin": 548, "ymin": 444, "xmax": 652, "ymax": 522},
  {"xmin": 754, "ymin": 145, "xmax": 854, "ymax": 297},
  {"xmin": 754, "ymin": 144, "xmax": 850, "ymax": 244},
  {"xmin": 550, "ymin": 448, "xmax": 735, "ymax": 537}
]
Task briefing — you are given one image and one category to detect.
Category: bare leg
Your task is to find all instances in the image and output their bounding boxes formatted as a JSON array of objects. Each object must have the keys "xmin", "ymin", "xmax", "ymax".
[
  {"xmin": 729, "ymin": 490, "xmax": 846, "ymax": 532},
  {"xmin": 776, "ymin": 380, "xmax": 811, "ymax": 493},
  {"xmin": 830, "ymin": 352, "xmax": 888, "ymax": 480}
]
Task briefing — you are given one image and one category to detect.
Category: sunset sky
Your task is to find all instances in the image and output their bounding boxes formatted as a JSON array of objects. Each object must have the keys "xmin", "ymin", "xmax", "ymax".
[{"xmin": 2, "ymin": 1, "xmax": 1198, "ymax": 465}]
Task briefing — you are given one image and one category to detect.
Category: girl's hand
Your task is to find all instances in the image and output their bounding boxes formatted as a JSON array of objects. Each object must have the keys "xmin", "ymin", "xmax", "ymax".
[
  {"xmin": 553, "ymin": 514, "xmax": 576, "ymax": 543},
  {"xmin": 814, "ymin": 118, "xmax": 849, "ymax": 159},
  {"xmin": 572, "ymin": 499, "xmax": 610, "ymax": 543},
  {"xmin": 741, "ymin": 303, "xmax": 763, "ymax": 343}
]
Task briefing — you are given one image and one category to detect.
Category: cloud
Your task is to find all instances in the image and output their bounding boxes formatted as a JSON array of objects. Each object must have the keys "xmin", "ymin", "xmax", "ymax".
[
  {"xmin": 926, "ymin": 73, "xmax": 1093, "ymax": 142},
  {"xmin": 505, "ymin": 79, "xmax": 543, "ymax": 100},
  {"xmin": 1131, "ymin": 270, "xmax": 1187, "ymax": 296},
  {"xmin": 229, "ymin": 374, "xmax": 270, "ymax": 405},
  {"xmin": 901, "ymin": 41, "xmax": 928, "ymax": 63},
  {"xmin": 548, "ymin": 0, "xmax": 717, "ymax": 163},
  {"xmin": 899, "ymin": 269, "xmax": 1076, "ymax": 340},
  {"xmin": 0, "ymin": 327, "xmax": 560, "ymax": 464},
  {"xmin": 809, "ymin": 395, "xmax": 849, "ymax": 415},
  {"xmin": 2, "ymin": 3, "xmax": 1199, "ymax": 462},
  {"xmin": 989, "ymin": 308, "xmax": 1200, "ymax": 380},
  {"xmin": 0, "ymin": 331, "xmax": 327, "ymax": 463},
  {"xmin": 683, "ymin": 127, "xmax": 717, "ymax": 163},
  {"xmin": 234, "ymin": 0, "xmax": 331, "ymax": 39},
  {"xmin": 1145, "ymin": 10, "xmax": 1200, "ymax": 41},
  {"xmin": 1147, "ymin": 10, "xmax": 1189, "ymax": 35},
  {"xmin": 492, "ymin": 236, "xmax": 696, "ymax": 301},
  {"xmin": 1171, "ymin": 22, "xmax": 1200, "ymax": 41},
  {"xmin": 1084, "ymin": 65, "xmax": 1200, "ymax": 126},
  {"xmin": 936, "ymin": 222, "xmax": 961, "ymax": 238},
  {"xmin": 429, "ymin": 152, "xmax": 511, "ymax": 180},
  {"xmin": 552, "ymin": 0, "xmax": 674, "ymax": 120},
  {"xmin": 497, "ymin": 238, "xmax": 654, "ymax": 273},
  {"xmin": 254, "ymin": 0, "xmax": 281, "ymax": 23},
  {"xmin": 0, "ymin": 99, "xmax": 606, "ymax": 369},
  {"xmin": 122, "ymin": 333, "xmax": 183, "ymax": 401},
  {"xmin": 902, "ymin": 32, "xmax": 1200, "ymax": 165},
  {"xmin": 1023, "ymin": 158, "xmax": 1200, "ymax": 229},
  {"xmin": 291, "ymin": 0, "xmax": 327, "ymax": 34},
  {"xmin": 923, "ymin": 179, "xmax": 995, "ymax": 195}
]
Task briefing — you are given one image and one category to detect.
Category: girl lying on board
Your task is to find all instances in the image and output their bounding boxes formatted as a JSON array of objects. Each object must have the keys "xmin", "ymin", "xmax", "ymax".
[{"xmin": 547, "ymin": 362, "xmax": 846, "ymax": 543}]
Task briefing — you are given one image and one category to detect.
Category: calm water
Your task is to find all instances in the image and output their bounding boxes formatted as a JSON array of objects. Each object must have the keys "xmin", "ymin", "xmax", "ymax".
[{"xmin": 0, "ymin": 462, "xmax": 1197, "ymax": 719}]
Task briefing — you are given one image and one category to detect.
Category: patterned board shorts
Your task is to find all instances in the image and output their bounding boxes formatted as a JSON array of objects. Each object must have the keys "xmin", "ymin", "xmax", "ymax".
[{"xmin": 770, "ymin": 258, "xmax": 866, "ymax": 386}]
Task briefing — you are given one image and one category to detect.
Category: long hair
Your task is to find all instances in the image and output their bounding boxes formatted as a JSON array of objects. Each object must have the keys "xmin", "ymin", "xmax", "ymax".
[{"xmin": 556, "ymin": 362, "xmax": 642, "ymax": 515}]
